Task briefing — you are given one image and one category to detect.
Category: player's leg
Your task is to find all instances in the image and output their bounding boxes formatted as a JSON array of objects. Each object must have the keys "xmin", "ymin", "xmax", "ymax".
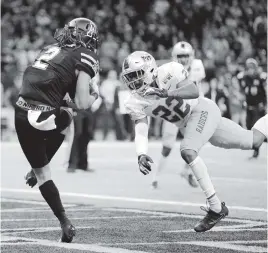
[
  {"xmin": 152, "ymin": 121, "xmax": 178, "ymax": 188},
  {"xmin": 209, "ymin": 114, "xmax": 267, "ymax": 151},
  {"xmin": 180, "ymin": 97, "xmax": 228, "ymax": 232},
  {"xmin": 15, "ymin": 108, "xmax": 75, "ymax": 242}
]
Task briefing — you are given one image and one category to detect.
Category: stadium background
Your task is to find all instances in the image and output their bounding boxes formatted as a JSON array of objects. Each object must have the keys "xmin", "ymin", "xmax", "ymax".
[{"xmin": 1, "ymin": 0, "xmax": 267, "ymax": 141}]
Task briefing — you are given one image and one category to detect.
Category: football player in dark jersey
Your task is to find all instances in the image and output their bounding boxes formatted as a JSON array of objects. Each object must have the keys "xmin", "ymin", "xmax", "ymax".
[
  {"xmin": 15, "ymin": 17, "xmax": 100, "ymax": 242},
  {"xmin": 237, "ymin": 58, "xmax": 267, "ymax": 158}
]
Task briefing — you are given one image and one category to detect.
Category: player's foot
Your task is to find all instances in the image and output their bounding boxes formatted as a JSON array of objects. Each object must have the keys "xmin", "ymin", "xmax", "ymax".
[
  {"xmin": 152, "ymin": 180, "xmax": 158, "ymax": 189},
  {"xmin": 180, "ymin": 166, "xmax": 198, "ymax": 188},
  {"xmin": 194, "ymin": 202, "xmax": 229, "ymax": 232},
  {"xmin": 77, "ymin": 167, "xmax": 94, "ymax": 172},
  {"xmin": 67, "ymin": 167, "xmax": 76, "ymax": 173},
  {"xmin": 25, "ymin": 170, "xmax": 37, "ymax": 188},
  {"xmin": 252, "ymin": 148, "xmax": 259, "ymax": 158},
  {"xmin": 60, "ymin": 221, "xmax": 76, "ymax": 243}
]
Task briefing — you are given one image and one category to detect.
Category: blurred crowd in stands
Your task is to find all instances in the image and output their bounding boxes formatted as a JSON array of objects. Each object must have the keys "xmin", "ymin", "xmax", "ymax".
[{"xmin": 1, "ymin": 0, "xmax": 267, "ymax": 140}]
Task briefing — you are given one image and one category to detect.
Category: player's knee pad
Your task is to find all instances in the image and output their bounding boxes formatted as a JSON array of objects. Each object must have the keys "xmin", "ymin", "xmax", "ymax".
[
  {"xmin": 162, "ymin": 146, "xmax": 172, "ymax": 157},
  {"xmin": 180, "ymin": 149, "xmax": 198, "ymax": 164}
]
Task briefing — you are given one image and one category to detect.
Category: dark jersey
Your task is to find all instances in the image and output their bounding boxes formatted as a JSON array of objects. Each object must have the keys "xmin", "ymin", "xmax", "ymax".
[
  {"xmin": 237, "ymin": 71, "xmax": 267, "ymax": 107},
  {"xmin": 19, "ymin": 44, "xmax": 99, "ymax": 108}
]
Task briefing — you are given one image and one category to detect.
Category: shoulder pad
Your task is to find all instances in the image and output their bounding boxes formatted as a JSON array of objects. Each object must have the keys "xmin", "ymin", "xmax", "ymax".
[
  {"xmin": 75, "ymin": 47, "xmax": 99, "ymax": 77},
  {"xmin": 191, "ymin": 59, "xmax": 204, "ymax": 69}
]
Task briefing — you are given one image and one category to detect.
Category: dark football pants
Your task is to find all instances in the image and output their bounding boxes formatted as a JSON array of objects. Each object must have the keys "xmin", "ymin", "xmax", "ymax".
[
  {"xmin": 246, "ymin": 108, "xmax": 265, "ymax": 130},
  {"xmin": 68, "ymin": 110, "xmax": 93, "ymax": 169},
  {"xmin": 15, "ymin": 107, "xmax": 65, "ymax": 169}
]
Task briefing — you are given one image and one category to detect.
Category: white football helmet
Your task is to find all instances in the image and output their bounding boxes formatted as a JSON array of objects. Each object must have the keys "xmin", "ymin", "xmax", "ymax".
[
  {"xmin": 121, "ymin": 51, "xmax": 158, "ymax": 96},
  {"xmin": 171, "ymin": 41, "xmax": 194, "ymax": 69}
]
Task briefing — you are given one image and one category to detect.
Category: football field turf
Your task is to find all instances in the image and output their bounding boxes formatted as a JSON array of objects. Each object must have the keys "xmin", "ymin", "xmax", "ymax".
[{"xmin": 1, "ymin": 141, "xmax": 267, "ymax": 253}]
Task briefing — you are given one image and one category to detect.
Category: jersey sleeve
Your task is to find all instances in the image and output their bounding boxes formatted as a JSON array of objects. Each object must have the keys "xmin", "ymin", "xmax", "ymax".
[
  {"xmin": 171, "ymin": 62, "xmax": 189, "ymax": 89},
  {"xmin": 124, "ymin": 96, "xmax": 147, "ymax": 121},
  {"xmin": 74, "ymin": 48, "xmax": 99, "ymax": 78}
]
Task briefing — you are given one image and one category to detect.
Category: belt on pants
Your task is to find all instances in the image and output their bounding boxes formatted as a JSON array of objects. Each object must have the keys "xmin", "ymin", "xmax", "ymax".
[{"xmin": 16, "ymin": 97, "xmax": 55, "ymax": 112}]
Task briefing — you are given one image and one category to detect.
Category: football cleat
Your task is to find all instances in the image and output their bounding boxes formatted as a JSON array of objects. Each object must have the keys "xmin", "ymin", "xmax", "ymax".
[
  {"xmin": 194, "ymin": 202, "xmax": 229, "ymax": 232},
  {"xmin": 25, "ymin": 170, "xmax": 37, "ymax": 188},
  {"xmin": 60, "ymin": 222, "xmax": 76, "ymax": 243}
]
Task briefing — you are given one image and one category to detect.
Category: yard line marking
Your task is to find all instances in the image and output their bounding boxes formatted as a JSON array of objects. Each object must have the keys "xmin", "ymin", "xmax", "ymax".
[
  {"xmin": 102, "ymin": 208, "xmax": 267, "ymax": 224},
  {"xmin": 0, "ymin": 207, "xmax": 97, "ymax": 213},
  {"xmin": 1, "ymin": 188, "xmax": 267, "ymax": 213},
  {"xmin": 1, "ymin": 226, "xmax": 95, "ymax": 234},
  {"xmin": 1, "ymin": 198, "xmax": 49, "ymax": 206},
  {"xmin": 102, "ymin": 240, "xmax": 267, "ymax": 253},
  {"xmin": 1, "ymin": 235, "xmax": 149, "ymax": 253},
  {"xmin": 163, "ymin": 222, "xmax": 268, "ymax": 233},
  {"xmin": 163, "ymin": 228, "xmax": 267, "ymax": 233},
  {"xmin": 1, "ymin": 215, "xmax": 178, "ymax": 222},
  {"xmin": 1, "ymin": 207, "xmax": 51, "ymax": 213}
]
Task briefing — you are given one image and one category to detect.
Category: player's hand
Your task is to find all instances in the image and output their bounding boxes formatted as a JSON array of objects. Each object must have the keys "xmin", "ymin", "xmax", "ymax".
[
  {"xmin": 144, "ymin": 88, "xmax": 168, "ymax": 98},
  {"xmin": 138, "ymin": 154, "xmax": 153, "ymax": 175}
]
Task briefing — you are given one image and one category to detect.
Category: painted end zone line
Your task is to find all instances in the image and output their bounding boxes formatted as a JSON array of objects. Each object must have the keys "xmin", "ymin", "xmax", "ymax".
[{"xmin": 1, "ymin": 188, "xmax": 267, "ymax": 213}]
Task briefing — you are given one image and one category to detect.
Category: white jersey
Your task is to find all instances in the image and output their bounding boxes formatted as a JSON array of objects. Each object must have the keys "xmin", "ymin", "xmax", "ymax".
[{"xmin": 124, "ymin": 62, "xmax": 197, "ymax": 128}]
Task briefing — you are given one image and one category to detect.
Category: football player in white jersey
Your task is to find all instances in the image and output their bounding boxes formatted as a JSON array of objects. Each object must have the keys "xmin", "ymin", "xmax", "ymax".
[
  {"xmin": 154, "ymin": 41, "xmax": 206, "ymax": 189},
  {"xmin": 121, "ymin": 51, "xmax": 267, "ymax": 232}
]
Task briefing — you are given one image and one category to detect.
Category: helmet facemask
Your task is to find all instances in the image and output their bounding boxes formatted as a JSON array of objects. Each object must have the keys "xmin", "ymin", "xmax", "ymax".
[
  {"xmin": 121, "ymin": 67, "xmax": 157, "ymax": 97},
  {"xmin": 176, "ymin": 54, "xmax": 191, "ymax": 67},
  {"xmin": 121, "ymin": 51, "xmax": 158, "ymax": 97}
]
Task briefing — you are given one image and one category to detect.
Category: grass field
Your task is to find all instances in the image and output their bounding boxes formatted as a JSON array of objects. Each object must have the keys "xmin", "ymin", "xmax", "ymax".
[{"xmin": 1, "ymin": 141, "xmax": 267, "ymax": 253}]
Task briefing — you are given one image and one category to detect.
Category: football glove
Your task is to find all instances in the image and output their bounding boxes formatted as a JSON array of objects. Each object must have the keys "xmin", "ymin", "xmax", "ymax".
[
  {"xmin": 138, "ymin": 154, "xmax": 153, "ymax": 175},
  {"xmin": 144, "ymin": 88, "xmax": 168, "ymax": 98},
  {"xmin": 25, "ymin": 170, "xmax": 37, "ymax": 188}
]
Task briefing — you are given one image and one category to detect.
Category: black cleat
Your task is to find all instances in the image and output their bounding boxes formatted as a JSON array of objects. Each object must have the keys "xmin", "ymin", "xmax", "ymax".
[
  {"xmin": 194, "ymin": 202, "xmax": 229, "ymax": 232},
  {"xmin": 25, "ymin": 170, "xmax": 37, "ymax": 188},
  {"xmin": 60, "ymin": 222, "xmax": 76, "ymax": 243}
]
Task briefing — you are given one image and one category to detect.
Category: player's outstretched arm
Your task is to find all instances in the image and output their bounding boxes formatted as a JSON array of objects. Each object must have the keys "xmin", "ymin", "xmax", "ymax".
[
  {"xmin": 75, "ymin": 71, "xmax": 98, "ymax": 110},
  {"xmin": 144, "ymin": 79, "xmax": 199, "ymax": 99},
  {"xmin": 167, "ymin": 79, "xmax": 199, "ymax": 99},
  {"xmin": 134, "ymin": 117, "xmax": 154, "ymax": 175}
]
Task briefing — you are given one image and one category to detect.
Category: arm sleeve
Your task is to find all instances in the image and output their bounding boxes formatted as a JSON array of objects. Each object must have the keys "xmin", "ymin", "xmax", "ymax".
[
  {"xmin": 75, "ymin": 48, "xmax": 99, "ymax": 78},
  {"xmin": 134, "ymin": 119, "xmax": 149, "ymax": 156}
]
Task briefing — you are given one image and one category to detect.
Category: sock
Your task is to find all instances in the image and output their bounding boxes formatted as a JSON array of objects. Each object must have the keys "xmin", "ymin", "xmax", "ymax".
[
  {"xmin": 39, "ymin": 180, "xmax": 68, "ymax": 224},
  {"xmin": 189, "ymin": 156, "xmax": 221, "ymax": 212},
  {"xmin": 207, "ymin": 193, "xmax": 222, "ymax": 213},
  {"xmin": 252, "ymin": 115, "xmax": 268, "ymax": 138},
  {"xmin": 153, "ymin": 155, "xmax": 168, "ymax": 182}
]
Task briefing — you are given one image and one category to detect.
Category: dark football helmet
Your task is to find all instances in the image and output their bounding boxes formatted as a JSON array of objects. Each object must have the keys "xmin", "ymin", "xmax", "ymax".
[{"xmin": 54, "ymin": 18, "xmax": 99, "ymax": 52}]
